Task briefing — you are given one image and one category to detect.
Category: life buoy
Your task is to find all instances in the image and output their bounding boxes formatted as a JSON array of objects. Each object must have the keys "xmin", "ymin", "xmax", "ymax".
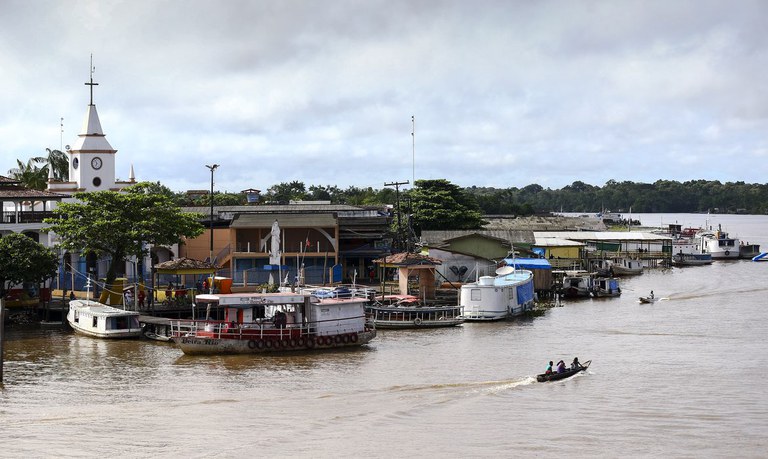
[
  {"xmin": 414, "ymin": 317, "xmax": 423, "ymax": 326},
  {"xmin": 248, "ymin": 340, "xmax": 257, "ymax": 350},
  {"xmin": 255, "ymin": 339, "xmax": 265, "ymax": 349},
  {"xmin": 297, "ymin": 337, "xmax": 306, "ymax": 347},
  {"xmin": 264, "ymin": 339, "xmax": 274, "ymax": 349},
  {"xmin": 289, "ymin": 338, "xmax": 298, "ymax": 348},
  {"xmin": 342, "ymin": 334, "xmax": 350, "ymax": 344},
  {"xmin": 350, "ymin": 333, "xmax": 358, "ymax": 343},
  {"xmin": 325, "ymin": 336, "xmax": 333, "ymax": 346},
  {"xmin": 306, "ymin": 337, "xmax": 316, "ymax": 348},
  {"xmin": 281, "ymin": 339, "xmax": 290, "ymax": 348},
  {"xmin": 334, "ymin": 335, "xmax": 343, "ymax": 344},
  {"xmin": 725, "ymin": 250, "xmax": 730, "ymax": 256}
]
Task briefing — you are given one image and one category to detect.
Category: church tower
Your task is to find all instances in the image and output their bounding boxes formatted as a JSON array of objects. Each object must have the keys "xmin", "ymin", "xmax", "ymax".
[{"xmin": 48, "ymin": 58, "xmax": 135, "ymax": 194}]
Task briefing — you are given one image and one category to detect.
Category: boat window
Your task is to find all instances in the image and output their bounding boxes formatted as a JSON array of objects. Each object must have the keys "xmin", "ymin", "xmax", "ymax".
[{"xmin": 471, "ymin": 289, "xmax": 481, "ymax": 301}]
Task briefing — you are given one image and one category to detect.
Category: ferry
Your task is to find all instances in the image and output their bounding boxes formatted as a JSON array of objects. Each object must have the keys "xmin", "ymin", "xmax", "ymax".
[
  {"xmin": 170, "ymin": 292, "xmax": 376, "ymax": 355},
  {"xmin": 67, "ymin": 299, "xmax": 142, "ymax": 339},
  {"xmin": 697, "ymin": 225, "xmax": 739, "ymax": 259},
  {"xmin": 459, "ymin": 266, "xmax": 535, "ymax": 321}
]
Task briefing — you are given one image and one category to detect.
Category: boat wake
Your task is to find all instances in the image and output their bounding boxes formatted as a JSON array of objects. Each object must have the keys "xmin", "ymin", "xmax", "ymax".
[{"xmin": 386, "ymin": 376, "xmax": 537, "ymax": 395}]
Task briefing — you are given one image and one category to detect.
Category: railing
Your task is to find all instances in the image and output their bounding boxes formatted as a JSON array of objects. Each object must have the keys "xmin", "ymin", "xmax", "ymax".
[
  {"xmin": 1, "ymin": 211, "xmax": 55, "ymax": 224},
  {"xmin": 170, "ymin": 314, "xmax": 372, "ymax": 340}
]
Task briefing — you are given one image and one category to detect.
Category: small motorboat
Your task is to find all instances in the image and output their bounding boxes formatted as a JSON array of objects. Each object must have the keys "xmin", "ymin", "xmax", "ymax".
[
  {"xmin": 537, "ymin": 360, "xmax": 591, "ymax": 382},
  {"xmin": 638, "ymin": 296, "xmax": 658, "ymax": 304}
]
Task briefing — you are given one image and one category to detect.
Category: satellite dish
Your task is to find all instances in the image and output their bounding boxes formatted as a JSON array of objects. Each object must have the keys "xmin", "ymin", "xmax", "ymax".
[
  {"xmin": 65, "ymin": 145, "xmax": 71, "ymax": 151},
  {"xmin": 495, "ymin": 266, "xmax": 515, "ymax": 276}
]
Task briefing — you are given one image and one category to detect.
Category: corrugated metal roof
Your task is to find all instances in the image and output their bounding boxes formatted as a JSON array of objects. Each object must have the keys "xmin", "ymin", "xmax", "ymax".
[
  {"xmin": 504, "ymin": 257, "xmax": 552, "ymax": 270},
  {"xmin": 534, "ymin": 231, "xmax": 672, "ymax": 242},
  {"xmin": 231, "ymin": 213, "xmax": 337, "ymax": 228}
]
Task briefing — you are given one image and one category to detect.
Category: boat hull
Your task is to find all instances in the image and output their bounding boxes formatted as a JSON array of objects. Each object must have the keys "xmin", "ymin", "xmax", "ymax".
[
  {"xmin": 175, "ymin": 329, "xmax": 376, "ymax": 355},
  {"xmin": 69, "ymin": 324, "xmax": 142, "ymax": 339}
]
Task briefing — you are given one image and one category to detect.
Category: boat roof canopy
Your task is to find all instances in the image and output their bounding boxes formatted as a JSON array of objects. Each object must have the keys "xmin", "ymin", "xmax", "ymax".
[{"xmin": 194, "ymin": 292, "xmax": 318, "ymax": 307}]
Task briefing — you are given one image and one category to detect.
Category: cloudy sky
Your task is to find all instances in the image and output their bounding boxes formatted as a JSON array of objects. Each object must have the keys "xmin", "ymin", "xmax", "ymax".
[{"xmin": 2, "ymin": 0, "xmax": 767, "ymax": 193}]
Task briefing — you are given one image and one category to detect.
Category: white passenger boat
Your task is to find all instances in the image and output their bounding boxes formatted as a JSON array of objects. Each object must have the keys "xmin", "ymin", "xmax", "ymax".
[
  {"xmin": 67, "ymin": 299, "xmax": 142, "ymax": 339},
  {"xmin": 697, "ymin": 226, "xmax": 739, "ymax": 259},
  {"xmin": 366, "ymin": 295, "xmax": 464, "ymax": 328},
  {"xmin": 170, "ymin": 292, "xmax": 375, "ymax": 355},
  {"xmin": 459, "ymin": 266, "xmax": 535, "ymax": 321}
]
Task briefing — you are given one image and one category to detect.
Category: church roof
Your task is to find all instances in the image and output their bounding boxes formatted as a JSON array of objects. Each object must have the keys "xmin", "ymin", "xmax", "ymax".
[
  {"xmin": 71, "ymin": 105, "xmax": 115, "ymax": 152},
  {"xmin": 0, "ymin": 175, "xmax": 68, "ymax": 200}
]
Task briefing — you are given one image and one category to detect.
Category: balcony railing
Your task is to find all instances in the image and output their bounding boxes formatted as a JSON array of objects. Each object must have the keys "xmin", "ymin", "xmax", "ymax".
[{"xmin": 1, "ymin": 211, "xmax": 54, "ymax": 224}]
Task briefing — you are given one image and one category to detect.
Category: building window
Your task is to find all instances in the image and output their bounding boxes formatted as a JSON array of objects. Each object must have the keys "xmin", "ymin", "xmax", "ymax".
[{"xmin": 93, "ymin": 177, "xmax": 102, "ymax": 187}]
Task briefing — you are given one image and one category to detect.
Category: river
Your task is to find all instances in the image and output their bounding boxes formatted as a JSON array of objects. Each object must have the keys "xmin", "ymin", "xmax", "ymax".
[{"xmin": 1, "ymin": 213, "xmax": 767, "ymax": 458}]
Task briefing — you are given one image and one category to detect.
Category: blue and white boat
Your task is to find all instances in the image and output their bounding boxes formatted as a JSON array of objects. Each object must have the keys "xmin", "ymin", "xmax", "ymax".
[
  {"xmin": 459, "ymin": 266, "xmax": 535, "ymax": 321},
  {"xmin": 672, "ymin": 252, "xmax": 713, "ymax": 266},
  {"xmin": 753, "ymin": 252, "xmax": 768, "ymax": 262}
]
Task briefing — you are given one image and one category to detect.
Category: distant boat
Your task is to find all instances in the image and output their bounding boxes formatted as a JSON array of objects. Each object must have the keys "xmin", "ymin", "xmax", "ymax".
[
  {"xmin": 459, "ymin": 266, "xmax": 535, "ymax": 320},
  {"xmin": 591, "ymin": 277, "xmax": 621, "ymax": 297},
  {"xmin": 67, "ymin": 299, "xmax": 142, "ymax": 339},
  {"xmin": 561, "ymin": 273, "xmax": 592, "ymax": 299},
  {"xmin": 753, "ymin": 252, "xmax": 768, "ymax": 262},
  {"xmin": 638, "ymin": 296, "xmax": 658, "ymax": 304},
  {"xmin": 672, "ymin": 252, "xmax": 713, "ymax": 267},
  {"xmin": 610, "ymin": 258, "xmax": 643, "ymax": 276}
]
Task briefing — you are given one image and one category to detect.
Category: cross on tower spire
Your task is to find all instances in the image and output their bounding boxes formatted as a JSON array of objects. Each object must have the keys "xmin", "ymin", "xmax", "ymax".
[{"xmin": 84, "ymin": 54, "xmax": 98, "ymax": 106}]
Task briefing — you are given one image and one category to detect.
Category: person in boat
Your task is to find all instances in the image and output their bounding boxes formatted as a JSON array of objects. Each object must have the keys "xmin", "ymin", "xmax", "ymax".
[
  {"xmin": 556, "ymin": 360, "xmax": 566, "ymax": 373},
  {"xmin": 545, "ymin": 361, "xmax": 553, "ymax": 375},
  {"xmin": 649, "ymin": 290, "xmax": 654, "ymax": 299},
  {"xmin": 571, "ymin": 357, "xmax": 583, "ymax": 370},
  {"xmin": 273, "ymin": 310, "xmax": 287, "ymax": 329}
]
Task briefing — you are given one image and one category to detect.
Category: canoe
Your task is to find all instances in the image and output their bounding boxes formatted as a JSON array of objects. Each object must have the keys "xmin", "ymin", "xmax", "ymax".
[{"xmin": 537, "ymin": 360, "xmax": 591, "ymax": 382}]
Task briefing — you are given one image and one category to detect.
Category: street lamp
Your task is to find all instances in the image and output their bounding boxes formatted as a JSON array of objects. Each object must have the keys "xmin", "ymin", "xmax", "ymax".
[{"xmin": 205, "ymin": 164, "xmax": 219, "ymax": 267}]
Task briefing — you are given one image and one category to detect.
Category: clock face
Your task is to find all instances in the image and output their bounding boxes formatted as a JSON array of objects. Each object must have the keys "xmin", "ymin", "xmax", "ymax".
[
  {"xmin": 72, "ymin": 157, "xmax": 79, "ymax": 169},
  {"xmin": 91, "ymin": 157, "xmax": 103, "ymax": 170}
]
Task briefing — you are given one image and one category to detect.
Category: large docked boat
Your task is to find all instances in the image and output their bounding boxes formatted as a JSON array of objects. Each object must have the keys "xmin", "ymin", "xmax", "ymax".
[
  {"xmin": 697, "ymin": 225, "xmax": 739, "ymax": 259},
  {"xmin": 170, "ymin": 292, "xmax": 375, "ymax": 355},
  {"xmin": 366, "ymin": 295, "xmax": 464, "ymax": 329},
  {"xmin": 67, "ymin": 299, "xmax": 142, "ymax": 339},
  {"xmin": 671, "ymin": 252, "xmax": 713, "ymax": 266},
  {"xmin": 609, "ymin": 258, "xmax": 643, "ymax": 276},
  {"xmin": 459, "ymin": 266, "xmax": 535, "ymax": 321}
]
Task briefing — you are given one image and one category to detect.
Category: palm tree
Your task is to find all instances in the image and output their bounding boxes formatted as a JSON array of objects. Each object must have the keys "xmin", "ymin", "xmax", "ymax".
[
  {"xmin": 44, "ymin": 148, "xmax": 69, "ymax": 182},
  {"xmin": 7, "ymin": 158, "xmax": 47, "ymax": 190}
]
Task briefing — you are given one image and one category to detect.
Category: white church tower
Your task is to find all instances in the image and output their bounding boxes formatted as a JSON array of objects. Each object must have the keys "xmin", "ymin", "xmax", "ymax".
[{"xmin": 48, "ymin": 57, "xmax": 136, "ymax": 195}]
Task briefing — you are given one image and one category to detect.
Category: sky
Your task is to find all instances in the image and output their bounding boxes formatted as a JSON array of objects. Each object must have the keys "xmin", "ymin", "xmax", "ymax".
[{"xmin": 2, "ymin": 0, "xmax": 767, "ymax": 194}]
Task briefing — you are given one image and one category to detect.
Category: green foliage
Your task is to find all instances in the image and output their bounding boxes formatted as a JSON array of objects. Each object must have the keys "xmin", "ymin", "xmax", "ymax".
[
  {"xmin": 408, "ymin": 179, "xmax": 486, "ymax": 232},
  {"xmin": 44, "ymin": 181, "xmax": 205, "ymax": 285},
  {"xmin": 0, "ymin": 233, "xmax": 58, "ymax": 298}
]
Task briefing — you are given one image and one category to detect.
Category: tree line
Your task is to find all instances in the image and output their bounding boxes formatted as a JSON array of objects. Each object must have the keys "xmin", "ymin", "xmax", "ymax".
[{"xmin": 8, "ymin": 152, "xmax": 768, "ymax": 223}]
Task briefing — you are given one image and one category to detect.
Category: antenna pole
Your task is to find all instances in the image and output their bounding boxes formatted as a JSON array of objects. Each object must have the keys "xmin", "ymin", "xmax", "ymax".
[
  {"xmin": 385, "ymin": 180, "xmax": 410, "ymax": 252},
  {"xmin": 411, "ymin": 116, "xmax": 415, "ymax": 186},
  {"xmin": 85, "ymin": 54, "xmax": 99, "ymax": 106}
]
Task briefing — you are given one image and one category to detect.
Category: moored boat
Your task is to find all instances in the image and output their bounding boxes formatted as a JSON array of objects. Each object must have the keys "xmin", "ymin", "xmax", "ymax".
[
  {"xmin": 591, "ymin": 277, "xmax": 621, "ymax": 297},
  {"xmin": 697, "ymin": 225, "xmax": 739, "ymax": 259},
  {"xmin": 561, "ymin": 273, "xmax": 592, "ymax": 299},
  {"xmin": 366, "ymin": 295, "xmax": 463, "ymax": 328},
  {"xmin": 459, "ymin": 266, "xmax": 535, "ymax": 321},
  {"xmin": 170, "ymin": 292, "xmax": 375, "ymax": 355},
  {"xmin": 672, "ymin": 252, "xmax": 713, "ymax": 266},
  {"xmin": 610, "ymin": 258, "xmax": 643, "ymax": 276},
  {"xmin": 67, "ymin": 299, "xmax": 142, "ymax": 339},
  {"xmin": 537, "ymin": 360, "xmax": 591, "ymax": 382}
]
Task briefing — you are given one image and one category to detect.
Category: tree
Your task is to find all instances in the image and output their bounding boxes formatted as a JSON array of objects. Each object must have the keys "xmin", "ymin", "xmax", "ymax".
[
  {"xmin": 44, "ymin": 148, "xmax": 69, "ymax": 182},
  {"xmin": 7, "ymin": 158, "xmax": 47, "ymax": 190},
  {"xmin": 408, "ymin": 179, "xmax": 486, "ymax": 233},
  {"xmin": 265, "ymin": 181, "xmax": 308, "ymax": 204},
  {"xmin": 0, "ymin": 233, "xmax": 58, "ymax": 298},
  {"xmin": 44, "ymin": 182, "xmax": 205, "ymax": 287}
]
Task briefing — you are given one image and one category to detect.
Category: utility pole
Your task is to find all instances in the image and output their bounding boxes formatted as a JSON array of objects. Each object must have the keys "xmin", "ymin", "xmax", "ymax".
[
  {"xmin": 385, "ymin": 180, "xmax": 409, "ymax": 252},
  {"xmin": 205, "ymin": 164, "xmax": 219, "ymax": 266}
]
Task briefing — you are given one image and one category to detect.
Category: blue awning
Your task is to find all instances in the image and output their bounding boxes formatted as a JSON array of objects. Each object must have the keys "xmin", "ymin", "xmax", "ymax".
[{"xmin": 503, "ymin": 257, "xmax": 552, "ymax": 270}]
